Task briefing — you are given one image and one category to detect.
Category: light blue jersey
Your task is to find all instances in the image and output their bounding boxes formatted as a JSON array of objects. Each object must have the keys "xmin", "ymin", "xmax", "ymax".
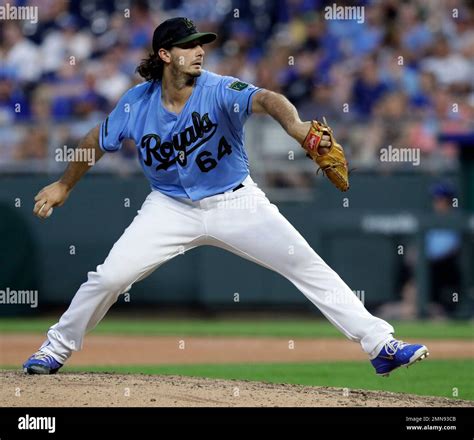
[{"xmin": 99, "ymin": 70, "xmax": 262, "ymax": 201}]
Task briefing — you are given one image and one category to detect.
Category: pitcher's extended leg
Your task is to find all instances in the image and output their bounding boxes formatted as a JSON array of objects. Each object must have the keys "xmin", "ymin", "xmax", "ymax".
[{"xmin": 204, "ymin": 185, "xmax": 394, "ymax": 358}]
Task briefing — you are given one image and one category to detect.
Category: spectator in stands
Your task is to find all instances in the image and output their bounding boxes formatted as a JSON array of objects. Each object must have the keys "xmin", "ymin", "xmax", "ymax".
[
  {"xmin": 399, "ymin": 2, "xmax": 434, "ymax": 58},
  {"xmin": 0, "ymin": 75, "xmax": 30, "ymax": 123},
  {"xmin": 93, "ymin": 53, "xmax": 131, "ymax": 103},
  {"xmin": 281, "ymin": 47, "xmax": 318, "ymax": 106},
  {"xmin": 410, "ymin": 71, "xmax": 436, "ymax": 113},
  {"xmin": 421, "ymin": 34, "xmax": 472, "ymax": 90},
  {"xmin": 74, "ymin": 70, "xmax": 107, "ymax": 119},
  {"xmin": 13, "ymin": 127, "xmax": 48, "ymax": 160},
  {"xmin": 40, "ymin": 14, "xmax": 93, "ymax": 78},
  {"xmin": 352, "ymin": 56, "xmax": 389, "ymax": 117},
  {"xmin": 48, "ymin": 60, "xmax": 84, "ymax": 120},
  {"xmin": 30, "ymin": 86, "xmax": 53, "ymax": 122},
  {"xmin": 1, "ymin": 22, "xmax": 41, "ymax": 84},
  {"xmin": 128, "ymin": 1, "xmax": 155, "ymax": 49}
]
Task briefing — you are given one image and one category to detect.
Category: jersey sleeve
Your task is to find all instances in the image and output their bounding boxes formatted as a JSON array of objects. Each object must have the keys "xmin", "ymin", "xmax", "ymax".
[
  {"xmin": 218, "ymin": 76, "xmax": 262, "ymax": 129},
  {"xmin": 99, "ymin": 93, "xmax": 132, "ymax": 152}
]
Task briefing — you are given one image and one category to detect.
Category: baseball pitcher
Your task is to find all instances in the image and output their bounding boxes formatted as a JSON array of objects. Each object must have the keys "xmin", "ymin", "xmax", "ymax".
[{"xmin": 24, "ymin": 18, "xmax": 428, "ymax": 377}]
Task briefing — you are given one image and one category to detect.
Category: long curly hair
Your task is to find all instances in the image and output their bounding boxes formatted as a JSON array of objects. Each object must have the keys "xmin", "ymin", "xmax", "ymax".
[{"xmin": 136, "ymin": 52, "xmax": 164, "ymax": 81}]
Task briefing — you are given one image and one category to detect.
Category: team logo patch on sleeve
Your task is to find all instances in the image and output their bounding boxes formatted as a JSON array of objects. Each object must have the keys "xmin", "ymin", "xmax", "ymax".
[{"xmin": 228, "ymin": 81, "xmax": 249, "ymax": 91}]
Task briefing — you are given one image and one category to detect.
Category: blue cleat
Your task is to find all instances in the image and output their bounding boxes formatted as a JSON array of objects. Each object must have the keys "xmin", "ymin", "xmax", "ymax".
[
  {"xmin": 371, "ymin": 340, "xmax": 429, "ymax": 377},
  {"xmin": 23, "ymin": 351, "xmax": 63, "ymax": 375}
]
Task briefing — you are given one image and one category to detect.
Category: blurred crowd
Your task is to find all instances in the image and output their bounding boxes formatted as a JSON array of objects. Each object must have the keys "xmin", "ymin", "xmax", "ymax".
[{"xmin": 1, "ymin": 0, "xmax": 474, "ymax": 173}]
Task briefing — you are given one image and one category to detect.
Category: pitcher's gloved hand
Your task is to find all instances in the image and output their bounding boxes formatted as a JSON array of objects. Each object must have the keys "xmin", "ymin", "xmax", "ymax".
[{"xmin": 302, "ymin": 118, "xmax": 349, "ymax": 192}]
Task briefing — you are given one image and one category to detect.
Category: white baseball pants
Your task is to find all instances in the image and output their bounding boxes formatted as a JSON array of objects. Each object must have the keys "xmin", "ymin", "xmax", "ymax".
[{"xmin": 41, "ymin": 175, "xmax": 394, "ymax": 363}]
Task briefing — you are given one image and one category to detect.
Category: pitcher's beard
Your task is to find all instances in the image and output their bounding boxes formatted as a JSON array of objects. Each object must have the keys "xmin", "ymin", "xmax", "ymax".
[
  {"xmin": 182, "ymin": 68, "xmax": 202, "ymax": 86},
  {"xmin": 168, "ymin": 62, "xmax": 202, "ymax": 87},
  {"xmin": 188, "ymin": 68, "xmax": 202, "ymax": 77}
]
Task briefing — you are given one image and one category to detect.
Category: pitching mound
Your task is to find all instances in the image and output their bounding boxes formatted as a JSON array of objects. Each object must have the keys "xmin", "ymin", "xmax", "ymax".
[{"xmin": 1, "ymin": 371, "xmax": 471, "ymax": 407}]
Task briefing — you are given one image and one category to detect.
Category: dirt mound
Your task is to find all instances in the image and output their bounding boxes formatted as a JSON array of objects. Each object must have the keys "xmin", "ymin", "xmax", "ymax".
[{"xmin": 1, "ymin": 371, "xmax": 471, "ymax": 407}]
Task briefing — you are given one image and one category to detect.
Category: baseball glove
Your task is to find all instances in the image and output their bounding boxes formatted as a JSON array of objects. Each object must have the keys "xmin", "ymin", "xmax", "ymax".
[{"xmin": 302, "ymin": 118, "xmax": 349, "ymax": 192}]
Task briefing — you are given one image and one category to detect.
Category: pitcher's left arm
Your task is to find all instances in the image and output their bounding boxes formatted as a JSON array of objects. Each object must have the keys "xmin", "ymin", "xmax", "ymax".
[
  {"xmin": 252, "ymin": 89, "xmax": 329, "ymax": 149},
  {"xmin": 252, "ymin": 89, "xmax": 350, "ymax": 192}
]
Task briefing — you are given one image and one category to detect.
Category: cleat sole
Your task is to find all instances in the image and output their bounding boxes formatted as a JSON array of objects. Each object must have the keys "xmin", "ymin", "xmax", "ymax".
[{"xmin": 24, "ymin": 364, "xmax": 61, "ymax": 375}]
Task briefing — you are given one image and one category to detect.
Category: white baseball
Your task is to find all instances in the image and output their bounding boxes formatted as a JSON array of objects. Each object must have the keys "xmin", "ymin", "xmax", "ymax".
[{"xmin": 40, "ymin": 204, "xmax": 53, "ymax": 218}]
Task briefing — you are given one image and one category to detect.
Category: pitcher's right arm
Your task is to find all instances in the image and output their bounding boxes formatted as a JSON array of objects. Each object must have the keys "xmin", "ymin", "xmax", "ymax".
[{"xmin": 33, "ymin": 125, "xmax": 104, "ymax": 219}]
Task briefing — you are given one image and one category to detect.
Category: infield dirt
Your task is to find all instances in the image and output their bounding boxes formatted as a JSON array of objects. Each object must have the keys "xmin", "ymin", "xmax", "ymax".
[{"xmin": 1, "ymin": 371, "xmax": 472, "ymax": 407}]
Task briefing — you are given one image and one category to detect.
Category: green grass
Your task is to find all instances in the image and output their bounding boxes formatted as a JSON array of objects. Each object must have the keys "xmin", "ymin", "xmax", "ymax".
[
  {"xmin": 51, "ymin": 359, "xmax": 474, "ymax": 401},
  {"xmin": 0, "ymin": 317, "xmax": 472, "ymax": 339}
]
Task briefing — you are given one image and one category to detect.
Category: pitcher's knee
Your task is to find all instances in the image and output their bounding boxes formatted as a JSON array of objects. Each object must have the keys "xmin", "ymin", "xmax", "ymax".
[{"xmin": 88, "ymin": 265, "xmax": 134, "ymax": 294}]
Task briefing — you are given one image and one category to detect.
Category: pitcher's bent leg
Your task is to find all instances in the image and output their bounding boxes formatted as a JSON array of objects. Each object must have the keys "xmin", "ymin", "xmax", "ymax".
[
  {"xmin": 205, "ymin": 186, "xmax": 394, "ymax": 358},
  {"xmin": 41, "ymin": 191, "xmax": 204, "ymax": 363}
]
